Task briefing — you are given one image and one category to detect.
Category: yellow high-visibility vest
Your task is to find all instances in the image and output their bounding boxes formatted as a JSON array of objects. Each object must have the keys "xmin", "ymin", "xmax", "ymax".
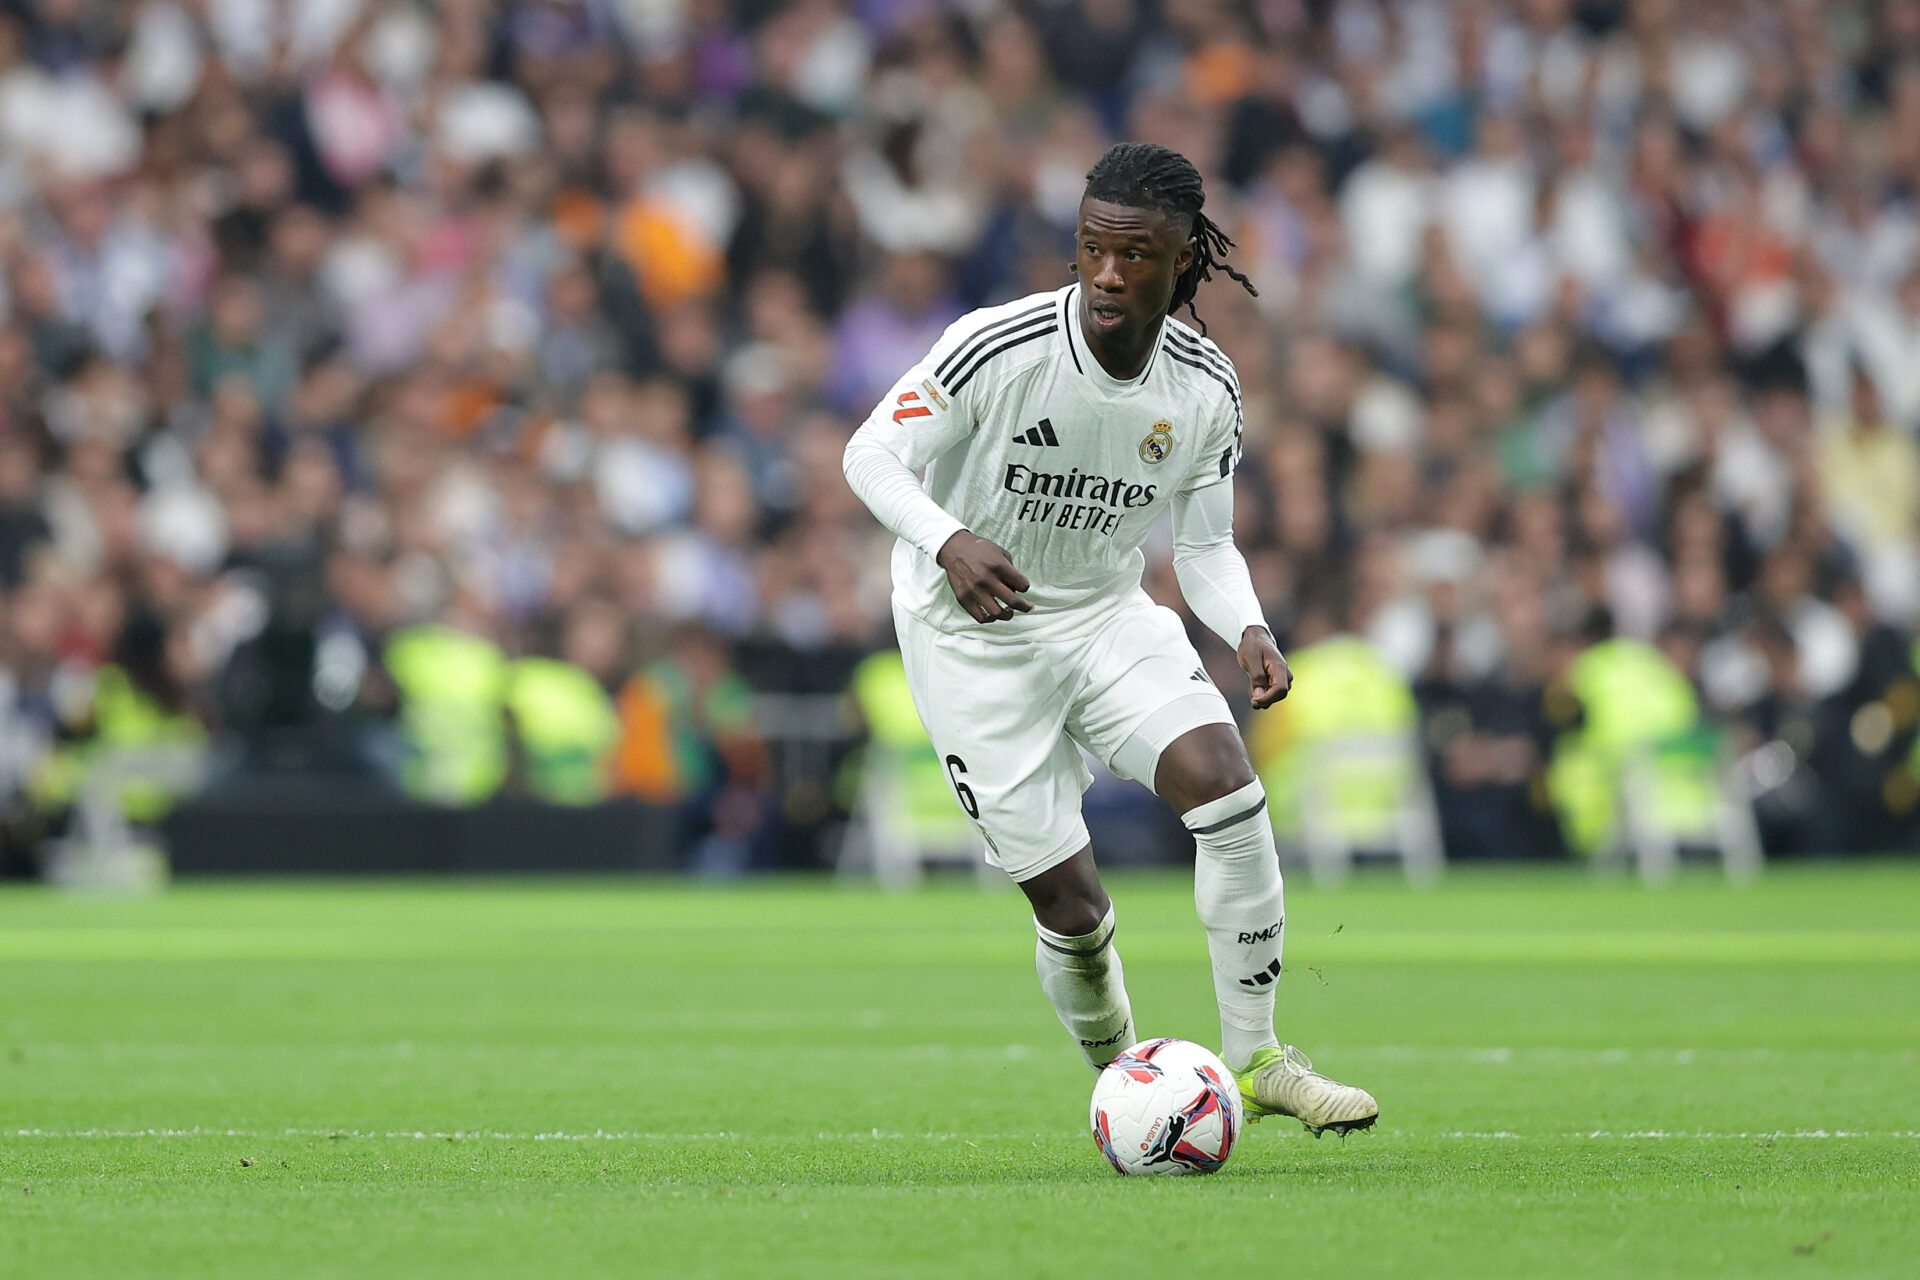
[
  {"xmin": 1547, "ymin": 639, "xmax": 1701, "ymax": 853},
  {"xmin": 1247, "ymin": 636, "xmax": 1418, "ymax": 836},
  {"xmin": 32, "ymin": 665, "xmax": 205, "ymax": 823},
  {"xmin": 384, "ymin": 626, "xmax": 509, "ymax": 804},
  {"xmin": 505, "ymin": 657, "xmax": 620, "ymax": 806}
]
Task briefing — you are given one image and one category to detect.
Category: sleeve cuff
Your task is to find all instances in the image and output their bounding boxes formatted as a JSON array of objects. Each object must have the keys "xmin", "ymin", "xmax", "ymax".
[{"xmin": 910, "ymin": 513, "xmax": 969, "ymax": 562}]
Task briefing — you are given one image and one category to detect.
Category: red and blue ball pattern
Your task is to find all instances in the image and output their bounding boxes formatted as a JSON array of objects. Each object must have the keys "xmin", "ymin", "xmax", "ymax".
[{"xmin": 1088, "ymin": 1038, "xmax": 1244, "ymax": 1176}]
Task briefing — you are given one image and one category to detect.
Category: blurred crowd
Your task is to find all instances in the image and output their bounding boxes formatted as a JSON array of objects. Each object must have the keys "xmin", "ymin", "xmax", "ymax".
[{"xmin": 4, "ymin": 0, "xmax": 1920, "ymax": 875}]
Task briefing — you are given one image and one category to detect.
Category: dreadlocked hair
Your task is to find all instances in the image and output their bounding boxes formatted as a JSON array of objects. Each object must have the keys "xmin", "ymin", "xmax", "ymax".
[{"xmin": 1082, "ymin": 142, "xmax": 1257, "ymax": 336}]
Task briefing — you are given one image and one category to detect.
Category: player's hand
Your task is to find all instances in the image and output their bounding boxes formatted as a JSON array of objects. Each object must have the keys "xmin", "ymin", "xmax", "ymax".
[
  {"xmin": 936, "ymin": 530, "xmax": 1033, "ymax": 623},
  {"xmin": 1238, "ymin": 626, "xmax": 1292, "ymax": 709}
]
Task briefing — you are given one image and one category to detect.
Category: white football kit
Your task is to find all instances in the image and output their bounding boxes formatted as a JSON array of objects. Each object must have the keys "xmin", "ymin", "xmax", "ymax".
[
  {"xmin": 841, "ymin": 279, "xmax": 1380, "ymax": 1127},
  {"xmin": 843, "ymin": 283, "xmax": 1269, "ymax": 880}
]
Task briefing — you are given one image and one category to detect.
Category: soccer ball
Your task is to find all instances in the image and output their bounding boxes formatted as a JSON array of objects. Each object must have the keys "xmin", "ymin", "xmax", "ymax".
[{"xmin": 1089, "ymin": 1037, "xmax": 1244, "ymax": 1176}]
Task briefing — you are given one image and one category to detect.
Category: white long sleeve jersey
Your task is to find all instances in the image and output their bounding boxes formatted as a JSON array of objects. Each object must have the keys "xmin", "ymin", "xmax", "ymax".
[{"xmin": 843, "ymin": 284, "xmax": 1267, "ymax": 644}]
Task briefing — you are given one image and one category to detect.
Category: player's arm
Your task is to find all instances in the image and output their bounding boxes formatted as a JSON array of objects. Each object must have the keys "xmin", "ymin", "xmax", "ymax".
[
  {"xmin": 1170, "ymin": 482, "xmax": 1289, "ymax": 707},
  {"xmin": 1170, "ymin": 460, "xmax": 1290, "ymax": 708},
  {"xmin": 841, "ymin": 339, "xmax": 1031, "ymax": 622}
]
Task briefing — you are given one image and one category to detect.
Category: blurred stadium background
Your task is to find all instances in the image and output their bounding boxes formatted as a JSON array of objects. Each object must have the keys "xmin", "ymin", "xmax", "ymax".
[{"xmin": 4, "ymin": 0, "xmax": 1920, "ymax": 884}]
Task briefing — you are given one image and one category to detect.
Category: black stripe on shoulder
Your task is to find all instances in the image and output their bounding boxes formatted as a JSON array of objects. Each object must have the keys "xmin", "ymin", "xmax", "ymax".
[
  {"xmin": 1164, "ymin": 347, "xmax": 1241, "ymax": 414},
  {"xmin": 935, "ymin": 301, "xmax": 1055, "ymax": 384},
  {"xmin": 1166, "ymin": 330, "xmax": 1237, "ymax": 381},
  {"xmin": 946, "ymin": 314, "xmax": 1054, "ymax": 382},
  {"xmin": 1166, "ymin": 324, "xmax": 1233, "ymax": 368},
  {"xmin": 946, "ymin": 324, "xmax": 1058, "ymax": 394},
  {"xmin": 1166, "ymin": 332, "xmax": 1240, "ymax": 401}
]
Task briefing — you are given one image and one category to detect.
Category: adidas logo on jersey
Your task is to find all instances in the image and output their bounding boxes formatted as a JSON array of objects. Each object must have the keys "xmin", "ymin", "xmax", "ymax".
[{"xmin": 1013, "ymin": 418, "xmax": 1061, "ymax": 447}]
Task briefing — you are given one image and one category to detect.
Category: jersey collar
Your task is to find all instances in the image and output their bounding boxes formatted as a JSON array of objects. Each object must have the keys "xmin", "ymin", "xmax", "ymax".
[{"xmin": 1063, "ymin": 283, "xmax": 1164, "ymax": 394}]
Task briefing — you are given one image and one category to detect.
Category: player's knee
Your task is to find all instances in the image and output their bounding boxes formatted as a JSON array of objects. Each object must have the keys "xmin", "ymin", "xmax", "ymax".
[
  {"xmin": 1030, "ymin": 892, "xmax": 1108, "ymax": 938},
  {"xmin": 1154, "ymin": 725, "xmax": 1256, "ymax": 813},
  {"xmin": 1019, "ymin": 854, "xmax": 1109, "ymax": 937}
]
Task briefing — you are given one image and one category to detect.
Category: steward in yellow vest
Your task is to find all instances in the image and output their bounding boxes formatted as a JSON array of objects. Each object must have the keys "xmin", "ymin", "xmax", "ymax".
[
  {"xmin": 1544, "ymin": 637, "xmax": 1701, "ymax": 854},
  {"xmin": 1245, "ymin": 635, "xmax": 1419, "ymax": 838},
  {"xmin": 383, "ymin": 625, "xmax": 510, "ymax": 804},
  {"xmin": 33, "ymin": 663, "xmax": 206, "ymax": 825},
  {"xmin": 503, "ymin": 656, "xmax": 620, "ymax": 805}
]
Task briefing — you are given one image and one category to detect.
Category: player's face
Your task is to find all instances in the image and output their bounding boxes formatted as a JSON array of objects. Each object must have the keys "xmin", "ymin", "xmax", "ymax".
[{"xmin": 1074, "ymin": 199, "xmax": 1198, "ymax": 344}]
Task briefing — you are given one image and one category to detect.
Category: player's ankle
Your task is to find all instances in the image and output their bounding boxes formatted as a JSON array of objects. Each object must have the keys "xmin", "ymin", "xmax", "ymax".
[{"xmin": 1220, "ymin": 1032, "xmax": 1280, "ymax": 1074}]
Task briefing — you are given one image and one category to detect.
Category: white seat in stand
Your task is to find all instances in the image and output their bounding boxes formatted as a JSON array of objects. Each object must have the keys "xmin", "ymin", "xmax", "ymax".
[
  {"xmin": 1288, "ymin": 732, "xmax": 1445, "ymax": 887},
  {"xmin": 1601, "ymin": 742, "xmax": 1763, "ymax": 886}
]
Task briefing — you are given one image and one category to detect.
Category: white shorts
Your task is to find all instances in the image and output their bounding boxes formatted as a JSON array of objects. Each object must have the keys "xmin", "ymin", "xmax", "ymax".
[{"xmin": 894, "ymin": 592, "xmax": 1236, "ymax": 882}]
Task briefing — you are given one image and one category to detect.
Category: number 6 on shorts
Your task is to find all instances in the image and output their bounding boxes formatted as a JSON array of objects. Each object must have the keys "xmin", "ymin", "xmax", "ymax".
[{"xmin": 945, "ymin": 754, "xmax": 979, "ymax": 818}]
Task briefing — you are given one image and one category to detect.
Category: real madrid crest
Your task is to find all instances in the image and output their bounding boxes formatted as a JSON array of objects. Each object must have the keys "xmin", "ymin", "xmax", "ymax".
[{"xmin": 1139, "ymin": 420, "xmax": 1175, "ymax": 464}]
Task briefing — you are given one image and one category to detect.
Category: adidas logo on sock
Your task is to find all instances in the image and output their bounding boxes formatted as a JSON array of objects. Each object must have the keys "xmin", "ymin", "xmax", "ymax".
[
  {"xmin": 1239, "ymin": 959, "xmax": 1281, "ymax": 988},
  {"xmin": 1013, "ymin": 418, "xmax": 1061, "ymax": 446}
]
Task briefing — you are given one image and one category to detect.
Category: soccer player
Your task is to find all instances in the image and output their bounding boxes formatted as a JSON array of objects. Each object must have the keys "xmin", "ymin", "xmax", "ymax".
[{"xmin": 842, "ymin": 143, "xmax": 1377, "ymax": 1136}]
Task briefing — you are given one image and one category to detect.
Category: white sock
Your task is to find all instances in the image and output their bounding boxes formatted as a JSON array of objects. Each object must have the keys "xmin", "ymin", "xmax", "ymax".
[
  {"xmin": 1185, "ymin": 780, "xmax": 1285, "ymax": 1072},
  {"xmin": 1034, "ymin": 905, "xmax": 1135, "ymax": 1068}
]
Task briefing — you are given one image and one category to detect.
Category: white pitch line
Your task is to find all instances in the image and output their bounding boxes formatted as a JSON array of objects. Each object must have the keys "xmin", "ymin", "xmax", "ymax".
[
  {"xmin": 1342, "ymin": 1046, "xmax": 1919, "ymax": 1065},
  {"xmin": 1431, "ymin": 1130, "xmax": 1920, "ymax": 1140},
  {"xmin": 8, "ymin": 1127, "xmax": 1920, "ymax": 1143}
]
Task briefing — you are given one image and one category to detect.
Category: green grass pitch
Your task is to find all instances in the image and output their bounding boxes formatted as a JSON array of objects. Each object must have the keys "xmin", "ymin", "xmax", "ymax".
[{"xmin": 2, "ymin": 864, "xmax": 1917, "ymax": 1278}]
